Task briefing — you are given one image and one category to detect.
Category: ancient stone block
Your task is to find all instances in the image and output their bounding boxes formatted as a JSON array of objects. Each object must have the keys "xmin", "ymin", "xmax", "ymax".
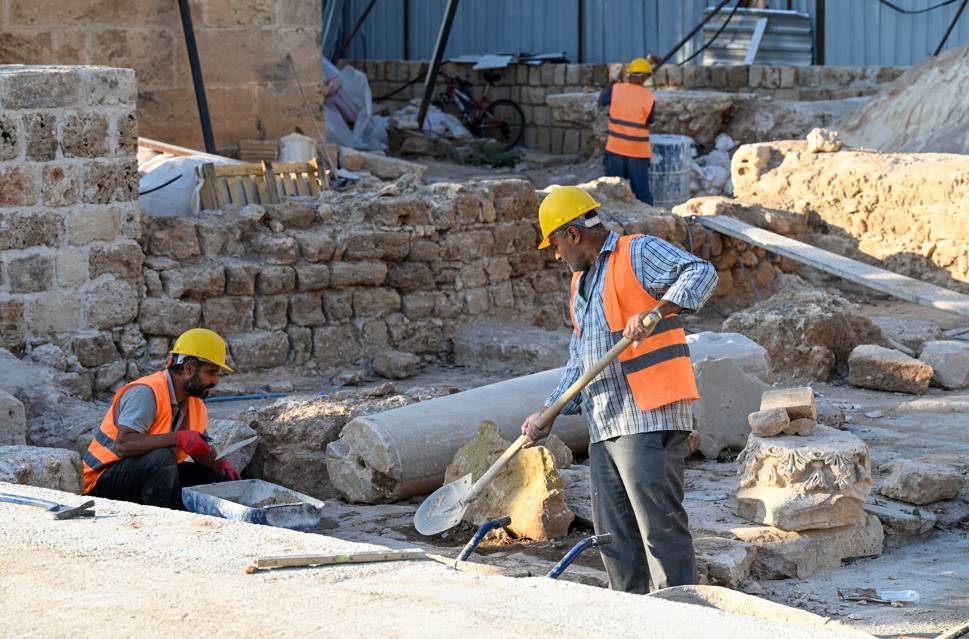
[
  {"xmin": 117, "ymin": 324, "xmax": 146, "ymax": 359},
  {"xmin": 864, "ymin": 495, "xmax": 937, "ymax": 547},
  {"xmin": 877, "ymin": 459, "xmax": 966, "ymax": 505},
  {"xmin": 329, "ymin": 261, "xmax": 387, "ymax": 288},
  {"xmin": 342, "ymin": 231, "xmax": 410, "ymax": 262},
  {"xmin": 371, "ymin": 350, "xmax": 420, "ymax": 380},
  {"xmin": 114, "ymin": 112, "xmax": 137, "ymax": 155},
  {"xmin": 202, "ymin": 296, "xmax": 254, "ymax": 335},
  {"xmin": 694, "ymin": 537, "xmax": 756, "ymax": 588},
  {"xmin": 7, "ymin": 253, "xmax": 54, "ymax": 293},
  {"xmin": 61, "ymin": 113, "xmax": 108, "ymax": 158},
  {"xmin": 760, "ymin": 387, "xmax": 817, "ymax": 421},
  {"xmin": 83, "ymin": 67, "xmax": 137, "ymax": 107},
  {"xmin": 693, "ymin": 358, "xmax": 767, "ymax": 459},
  {"xmin": 0, "ymin": 299, "xmax": 26, "ymax": 353},
  {"xmin": 806, "ymin": 127, "xmax": 843, "ymax": 153},
  {"xmin": 41, "ymin": 164, "xmax": 81, "ymax": 207},
  {"xmin": 444, "ymin": 230, "xmax": 495, "ymax": 260},
  {"xmin": 224, "ymin": 263, "xmax": 259, "ymax": 295},
  {"xmin": 82, "ymin": 160, "xmax": 138, "ymax": 204},
  {"xmin": 686, "ymin": 331, "xmax": 771, "ymax": 382},
  {"xmin": 0, "ymin": 165, "xmax": 37, "ymax": 206},
  {"xmin": 352, "ymin": 288, "xmax": 401, "ymax": 319},
  {"xmin": 89, "ymin": 240, "xmax": 144, "ymax": 281},
  {"xmin": 255, "ymin": 296, "xmax": 289, "ymax": 331},
  {"xmin": 747, "ymin": 408, "xmax": 789, "ymax": 438},
  {"xmin": 408, "ymin": 239, "xmax": 441, "ymax": 263},
  {"xmin": 161, "ymin": 263, "xmax": 225, "ymax": 299},
  {"xmin": 465, "ymin": 287, "xmax": 489, "ymax": 314},
  {"xmin": 919, "ymin": 340, "xmax": 969, "ymax": 389},
  {"xmin": 68, "ymin": 206, "xmax": 119, "ymax": 246},
  {"xmin": 848, "ymin": 344, "xmax": 933, "ymax": 394},
  {"xmin": 23, "ymin": 112, "xmax": 56, "ymax": 161},
  {"xmin": 73, "ymin": 331, "xmax": 118, "ymax": 368},
  {"xmin": 138, "ymin": 298, "xmax": 202, "ymax": 337},
  {"xmin": 289, "ymin": 293, "xmax": 325, "ymax": 327},
  {"xmin": 445, "ymin": 421, "xmax": 573, "ymax": 541},
  {"xmin": 0, "ymin": 445, "xmax": 81, "ymax": 493},
  {"xmin": 94, "ymin": 360, "xmax": 126, "ymax": 390},
  {"xmin": 322, "ymin": 290, "xmax": 352, "ymax": 322},
  {"xmin": 292, "ymin": 230, "xmax": 337, "ymax": 262},
  {"xmin": 227, "ymin": 331, "xmax": 290, "ymax": 370},
  {"xmin": 250, "ymin": 233, "xmax": 299, "ymax": 265},
  {"xmin": 736, "ymin": 425, "xmax": 872, "ymax": 531},
  {"xmin": 286, "ymin": 325, "xmax": 312, "ymax": 365},
  {"xmin": 312, "ymin": 324, "xmax": 360, "ymax": 366},
  {"xmin": 459, "ymin": 262, "xmax": 488, "ymax": 289},
  {"xmin": 84, "ymin": 278, "xmax": 139, "ymax": 329},
  {"xmin": 256, "ymin": 266, "xmax": 295, "ymax": 295},
  {"xmin": 292, "ymin": 264, "xmax": 329, "ymax": 292},
  {"xmin": 0, "ymin": 390, "xmax": 27, "ymax": 446},
  {"xmin": 784, "ymin": 418, "xmax": 817, "ymax": 436},
  {"xmin": 453, "ymin": 322, "xmax": 569, "ymax": 374},
  {"xmin": 0, "ymin": 67, "xmax": 81, "ymax": 109},
  {"xmin": 29, "ymin": 290, "xmax": 80, "ymax": 335},
  {"xmin": 0, "ymin": 115, "xmax": 19, "ymax": 160}
]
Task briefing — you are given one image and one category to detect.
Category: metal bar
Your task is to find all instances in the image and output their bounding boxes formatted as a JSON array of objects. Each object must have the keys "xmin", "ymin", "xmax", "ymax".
[
  {"xmin": 815, "ymin": 0, "xmax": 825, "ymax": 65},
  {"xmin": 547, "ymin": 533, "xmax": 613, "ymax": 579},
  {"xmin": 177, "ymin": 0, "xmax": 216, "ymax": 153},
  {"xmin": 743, "ymin": 17, "xmax": 769, "ymax": 64},
  {"xmin": 934, "ymin": 0, "xmax": 969, "ymax": 55},
  {"xmin": 457, "ymin": 516, "xmax": 512, "ymax": 561},
  {"xmin": 577, "ymin": 0, "xmax": 584, "ymax": 64},
  {"xmin": 656, "ymin": 0, "xmax": 732, "ymax": 68},
  {"xmin": 417, "ymin": 0, "xmax": 461, "ymax": 130},
  {"xmin": 332, "ymin": 0, "xmax": 380, "ymax": 63},
  {"xmin": 403, "ymin": 0, "xmax": 410, "ymax": 60}
]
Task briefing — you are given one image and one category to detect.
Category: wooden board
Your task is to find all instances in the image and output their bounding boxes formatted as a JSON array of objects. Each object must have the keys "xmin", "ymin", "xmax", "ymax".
[
  {"xmin": 694, "ymin": 215, "xmax": 969, "ymax": 318},
  {"xmin": 252, "ymin": 549, "xmax": 426, "ymax": 570}
]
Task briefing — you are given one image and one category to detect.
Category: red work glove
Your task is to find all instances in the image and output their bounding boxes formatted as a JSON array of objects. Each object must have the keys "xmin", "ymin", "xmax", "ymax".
[
  {"xmin": 175, "ymin": 430, "xmax": 212, "ymax": 458},
  {"xmin": 217, "ymin": 460, "xmax": 241, "ymax": 481}
]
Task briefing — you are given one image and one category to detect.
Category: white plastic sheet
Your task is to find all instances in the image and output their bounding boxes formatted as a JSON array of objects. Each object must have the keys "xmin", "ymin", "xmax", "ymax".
[
  {"xmin": 323, "ymin": 58, "xmax": 387, "ymax": 151},
  {"xmin": 138, "ymin": 155, "xmax": 235, "ymax": 217}
]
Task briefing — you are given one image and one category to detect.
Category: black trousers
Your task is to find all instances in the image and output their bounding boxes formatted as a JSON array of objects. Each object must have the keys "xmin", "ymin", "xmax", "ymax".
[
  {"xmin": 589, "ymin": 430, "xmax": 696, "ymax": 593},
  {"xmin": 89, "ymin": 447, "xmax": 224, "ymax": 510}
]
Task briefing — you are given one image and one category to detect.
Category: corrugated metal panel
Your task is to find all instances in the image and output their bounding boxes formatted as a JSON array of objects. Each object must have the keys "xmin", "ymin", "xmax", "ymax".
[
  {"xmin": 338, "ymin": 0, "xmax": 969, "ymax": 67},
  {"xmin": 701, "ymin": 8, "xmax": 813, "ymax": 66}
]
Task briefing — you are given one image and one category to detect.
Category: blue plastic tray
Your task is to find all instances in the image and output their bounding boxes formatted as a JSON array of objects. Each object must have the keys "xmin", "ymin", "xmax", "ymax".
[{"xmin": 182, "ymin": 479, "xmax": 325, "ymax": 531}]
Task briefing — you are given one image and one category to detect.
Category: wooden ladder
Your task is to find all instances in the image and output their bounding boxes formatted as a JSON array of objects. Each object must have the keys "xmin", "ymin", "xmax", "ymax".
[{"xmin": 197, "ymin": 159, "xmax": 324, "ymax": 210}]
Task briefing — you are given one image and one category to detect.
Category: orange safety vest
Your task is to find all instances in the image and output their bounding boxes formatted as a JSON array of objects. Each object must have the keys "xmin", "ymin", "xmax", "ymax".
[
  {"xmin": 569, "ymin": 235, "xmax": 698, "ymax": 412},
  {"xmin": 81, "ymin": 370, "xmax": 208, "ymax": 494},
  {"xmin": 605, "ymin": 83, "xmax": 655, "ymax": 159}
]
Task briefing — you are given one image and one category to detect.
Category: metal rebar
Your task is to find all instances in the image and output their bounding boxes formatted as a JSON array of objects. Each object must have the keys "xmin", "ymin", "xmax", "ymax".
[{"xmin": 177, "ymin": 0, "xmax": 216, "ymax": 153}]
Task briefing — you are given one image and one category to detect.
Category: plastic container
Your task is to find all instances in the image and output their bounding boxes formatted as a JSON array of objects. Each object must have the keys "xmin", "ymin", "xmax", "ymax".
[
  {"xmin": 649, "ymin": 134, "xmax": 695, "ymax": 208},
  {"xmin": 182, "ymin": 479, "xmax": 324, "ymax": 531},
  {"xmin": 875, "ymin": 589, "xmax": 920, "ymax": 603}
]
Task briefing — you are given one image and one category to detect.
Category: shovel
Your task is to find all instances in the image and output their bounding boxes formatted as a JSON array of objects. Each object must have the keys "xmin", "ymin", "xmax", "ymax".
[{"xmin": 413, "ymin": 309, "xmax": 666, "ymax": 536}]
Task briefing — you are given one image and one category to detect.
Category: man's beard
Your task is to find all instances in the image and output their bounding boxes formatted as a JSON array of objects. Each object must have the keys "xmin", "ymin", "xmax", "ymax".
[{"xmin": 185, "ymin": 370, "xmax": 215, "ymax": 398}]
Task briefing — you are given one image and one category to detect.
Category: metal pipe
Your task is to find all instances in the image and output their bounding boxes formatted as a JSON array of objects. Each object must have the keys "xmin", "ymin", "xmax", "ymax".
[
  {"xmin": 204, "ymin": 392, "xmax": 289, "ymax": 404},
  {"xmin": 655, "ymin": 0, "xmax": 732, "ymax": 69},
  {"xmin": 403, "ymin": 0, "xmax": 410, "ymax": 60},
  {"xmin": 417, "ymin": 0, "xmax": 461, "ymax": 130},
  {"xmin": 815, "ymin": 0, "xmax": 826, "ymax": 65},
  {"xmin": 456, "ymin": 516, "xmax": 512, "ymax": 561},
  {"xmin": 935, "ymin": 0, "xmax": 969, "ymax": 55},
  {"xmin": 577, "ymin": 0, "xmax": 584, "ymax": 64},
  {"xmin": 176, "ymin": 0, "xmax": 216, "ymax": 153},
  {"xmin": 546, "ymin": 533, "xmax": 613, "ymax": 579},
  {"xmin": 332, "ymin": 0, "xmax": 380, "ymax": 64}
]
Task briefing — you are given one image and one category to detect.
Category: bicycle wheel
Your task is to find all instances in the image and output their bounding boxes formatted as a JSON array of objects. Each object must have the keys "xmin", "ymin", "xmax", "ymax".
[{"xmin": 478, "ymin": 99, "xmax": 526, "ymax": 150}]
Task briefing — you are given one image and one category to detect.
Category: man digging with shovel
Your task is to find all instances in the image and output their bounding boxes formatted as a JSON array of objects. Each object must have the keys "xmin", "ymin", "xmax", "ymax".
[{"xmin": 521, "ymin": 186, "xmax": 717, "ymax": 593}]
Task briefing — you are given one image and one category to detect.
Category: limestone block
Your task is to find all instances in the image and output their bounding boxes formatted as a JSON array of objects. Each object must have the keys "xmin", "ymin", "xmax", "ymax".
[
  {"xmin": 687, "ymin": 331, "xmax": 771, "ymax": 382},
  {"xmin": 0, "ymin": 445, "xmax": 82, "ymax": 493},
  {"xmin": 287, "ymin": 326, "xmax": 312, "ymax": 365},
  {"xmin": 69, "ymin": 207, "xmax": 120, "ymax": 246},
  {"xmin": 41, "ymin": 164, "xmax": 81, "ymax": 207},
  {"xmin": 29, "ymin": 291, "xmax": 81, "ymax": 336},
  {"xmin": 0, "ymin": 390, "xmax": 27, "ymax": 446},
  {"xmin": 877, "ymin": 459, "xmax": 966, "ymax": 505},
  {"xmin": 0, "ymin": 210, "xmax": 63, "ymax": 251},
  {"xmin": 387, "ymin": 262, "xmax": 434, "ymax": 292},
  {"xmin": 371, "ymin": 350, "xmax": 420, "ymax": 380},
  {"xmin": 734, "ymin": 513, "xmax": 883, "ymax": 580},
  {"xmin": 784, "ymin": 418, "xmax": 816, "ymax": 436},
  {"xmin": 871, "ymin": 316, "xmax": 943, "ymax": 355},
  {"xmin": 61, "ymin": 113, "xmax": 109, "ymax": 157},
  {"xmin": 224, "ymin": 264, "xmax": 259, "ymax": 295},
  {"xmin": 693, "ymin": 358, "xmax": 767, "ymax": 459},
  {"xmin": 736, "ymin": 425, "xmax": 872, "ymax": 531},
  {"xmin": 147, "ymin": 217, "xmax": 200, "ymax": 259},
  {"xmin": 339, "ymin": 147, "xmax": 427, "ymax": 181},
  {"xmin": 94, "ymin": 360, "xmax": 126, "ymax": 391},
  {"xmin": 747, "ymin": 408, "xmax": 789, "ymax": 438},
  {"xmin": 83, "ymin": 278, "xmax": 139, "ymax": 330},
  {"xmin": 329, "ymin": 261, "xmax": 387, "ymax": 288},
  {"xmin": 0, "ymin": 299, "xmax": 26, "ymax": 353},
  {"xmin": 289, "ymin": 293, "xmax": 325, "ymax": 327},
  {"xmin": 294, "ymin": 264, "xmax": 330, "ymax": 291},
  {"xmin": 805, "ymin": 127, "xmax": 844, "ymax": 153},
  {"xmin": 760, "ymin": 387, "xmax": 817, "ymax": 421},
  {"xmin": 865, "ymin": 496, "xmax": 937, "ymax": 548},
  {"xmin": 453, "ymin": 322, "xmax": 570, "ymax": 374},
  {"xmin": 73, "ymin": 332, "xmax": 118, "ymax": 368},
  {"xmin": 256, "ymin": 266, "xmax": 295, "ymax": 295},
  {"xmin": 82, "ymin": 160, "xmax": 138, "ymax": 204},
  {"xmin": 159, "ymin": 264, "xmax": 225, "ymax": 300},
  {"xmin": 0, "ymin": 165, "xmax": 37, "ymax": 206},
  {"xmin": 322, "ymin": 291, "xmax": 353, "ymax": 322},
  {"xmin": 848, "ymin": 344, "xmax": 933, "ymax": 394},
  {"xmin": 23, "ymin": 112, "xmax": 56, "ymax": 161},
  {"xmin": 201, "ymin": 296, "xmax": 254, "ymax": 335},
  {"xmin": 558, "ymin": 464, "xmax": 592, "ymax": 527},
  {"xmin": 542, "ymin": 434, "xmax": 573, "ymax": 470},
  {"xmin": 918, "ymin": 340, "xmax": 969, "ymax": 389},
  {"xmin": 7, "ymin": 253, "xmax": 54, "ymax": 293},
  {"xmin": 227, "ymin": 331, "xmax": 289, "ymax": 371},
  {"xmin": 88, "ymin": 240, "xmax": 144, "ymax": 281},
  {"xmin": 694, "ymin": 537, "xmax": 756, "ymax": 588},
  {"xmin": 117, "ymin": 325, "xmax": 147, "ymax": 359},
  {"xmin": 29, "ymin": 344, "xmax": 68, "ymax": 372},
  {"xmin": 265, "ymin": 201, "xmax": 316, "ymax": 230},
  {"xmin": 250, "ymin": 233, "xmax": 298, "ymax": 265},
  {"xmin": 138, "ymin": 298, "xmax": 202, "ymax": 337},
  {"xmin": 352, "ymin": 288, "xmax": 401, "ymax": 318},
  {"xmin": 445, "ymin": 421, "xmax": 573, "ymax": 541}
]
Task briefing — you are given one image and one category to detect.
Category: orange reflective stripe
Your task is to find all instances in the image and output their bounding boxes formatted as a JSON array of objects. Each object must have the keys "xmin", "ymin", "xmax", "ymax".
[{"xmin": 605, "ymin": 83, "xmax": 655, "ymax": 158}]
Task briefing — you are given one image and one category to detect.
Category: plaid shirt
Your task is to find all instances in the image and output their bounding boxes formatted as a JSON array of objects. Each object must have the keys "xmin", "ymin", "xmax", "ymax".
[{"xmin": 545, "ymin": 231, "xmax": 718, "ymax": 444}]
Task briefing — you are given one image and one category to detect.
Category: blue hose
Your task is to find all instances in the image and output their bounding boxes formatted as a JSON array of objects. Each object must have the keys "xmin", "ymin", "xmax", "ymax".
[
  {"xmin": 204, "ymin": 392, "xmax": 289, "ymax": 403},
  {"xmin": 547, "ymin": 533, "xmax": 614, "ymax": 579},
  {"xmin": 457, "ymin": 516, "xmax": 512, "ymax": 561}
]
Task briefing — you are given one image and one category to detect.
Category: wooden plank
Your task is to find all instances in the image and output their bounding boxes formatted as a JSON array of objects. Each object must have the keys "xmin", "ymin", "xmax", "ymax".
[
  {"xmin": 213, "ymin": 163, "xmax": 265, "ymax": 178},
  {"xmin": 226, "ymin": 176, "xmax": 246, "ymax": 206},
  {"xmin": 307, "ymin": 158, "xmax": 323, "ymax": 194},
  {"xmin": 255, "ymin": 174, "xmax": 270, "ymax": 203},
  {"xmin": 240, "ymin": 176, "xmax": 258, "ymax": 204},
  {"xmin": 294, "ymin": 173, "xmax": 310, "ymax": 196},
  {"xmin": 272, "ymin": 161, "xmax": 314, "ymax": 173},
  {"xmin": 197, "ymin": 165, "xmax": 215, "ymax": 211},
  {"xmin": 261, "ymin": 161, "xmax": 280, "ymax": 204},
  {"xmin": 200, "ymin": 163, "xmax": 225, "ymax": 209},
  {"xmin": 137, "ymin": 136, "xmax": 231, "ymax": 162},
  {"xmin": 281, "ymin": 173, "xmax": 298, "ymax": 197},
  {"xmin": 252, "ymin": 549, "xmax": 426, "ymax": 570},
  {"xmin": 693, "ymin": 214, "xmax": 969, "ymax": 318}
]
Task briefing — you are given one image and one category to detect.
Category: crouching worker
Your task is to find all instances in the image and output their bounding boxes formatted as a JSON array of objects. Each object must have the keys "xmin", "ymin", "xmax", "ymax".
[{"xmin": 81, "ymin": 328, "xmax": 240, "ymax": 509}]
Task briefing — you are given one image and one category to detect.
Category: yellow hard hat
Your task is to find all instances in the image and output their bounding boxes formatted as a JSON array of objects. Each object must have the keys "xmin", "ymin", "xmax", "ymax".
[
  {"xmin": 628, "ymin": 57, "xmax": 653, "ymax": 75},
  {"xmin": 170, "ymin": 328, "xmax": 233, "ymax": 373},
  {"xmin": 537, "ymin": 186, "xmax": 600, "ymax": 249}
]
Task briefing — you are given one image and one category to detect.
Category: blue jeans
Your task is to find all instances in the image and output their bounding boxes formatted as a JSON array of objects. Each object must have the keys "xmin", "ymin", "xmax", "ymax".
[{"xmin": 604, "ymin": 151, "xmax": 653, "ymax": 205}]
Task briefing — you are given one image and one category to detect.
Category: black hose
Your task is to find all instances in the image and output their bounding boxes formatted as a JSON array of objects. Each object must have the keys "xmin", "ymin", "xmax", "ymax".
[
  {"xmin": 679, "ymin": 0, "xmax": 743, "ymax": 66},
  {"xmin": 375, "ymin": 74, "xmax": 423, "ymax": 101},
  {"xmin": 138, "ymin": 174, "xmax": 181, "ymax": 196},
  {"xmin": 877, "ymin": 0, "xmax": 960, "ymax": 14}
]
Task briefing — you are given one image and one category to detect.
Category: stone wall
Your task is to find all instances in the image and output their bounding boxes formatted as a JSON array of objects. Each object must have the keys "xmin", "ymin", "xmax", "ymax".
[
  {"xmin": 349, "ymin": 59, "xmax": 905, "ymax": 154},
  {"xmin": 0, "ymin": 0, "xmax": 324, "ymax": 155},
  {"xmin": 0, "ymin": 65, "xmax": 144, "ymax": 398}
]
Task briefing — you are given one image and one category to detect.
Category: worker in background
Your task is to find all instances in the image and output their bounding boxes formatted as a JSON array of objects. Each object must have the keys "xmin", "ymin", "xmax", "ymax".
[
  {"xmin": 81, "ymin": 328, "xmax": 240, "ymax": 509},
  {"xmin": 599, "ymin": 57, "xmax": 656, "ymax": 204},
  {"xmin": 521, "ymin": 186, "xmax": 717, "ymax": 594}
]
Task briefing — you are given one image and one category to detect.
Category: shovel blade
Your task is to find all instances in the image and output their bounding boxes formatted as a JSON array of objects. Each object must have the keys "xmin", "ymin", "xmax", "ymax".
[{"xmin": 413, "ymin": 473, "xmax": 473, "ymax": 536}]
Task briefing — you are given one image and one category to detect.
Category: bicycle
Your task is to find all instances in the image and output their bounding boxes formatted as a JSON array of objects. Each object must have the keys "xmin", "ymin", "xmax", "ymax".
[{"xmin": 434, "ymin": 71, "xmax": 526, "ymax": 150}]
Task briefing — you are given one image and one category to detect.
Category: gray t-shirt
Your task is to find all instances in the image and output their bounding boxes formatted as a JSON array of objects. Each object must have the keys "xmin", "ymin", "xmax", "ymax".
[{"xmin": 115, "ymin": 373, "xmax": 186, "ymax": 433}]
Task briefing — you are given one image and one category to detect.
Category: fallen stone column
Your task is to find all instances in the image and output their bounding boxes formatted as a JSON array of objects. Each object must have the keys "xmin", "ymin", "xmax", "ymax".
[{"xmin": 326, "ymin": 368, "xmax": 590, "ymax": 503}]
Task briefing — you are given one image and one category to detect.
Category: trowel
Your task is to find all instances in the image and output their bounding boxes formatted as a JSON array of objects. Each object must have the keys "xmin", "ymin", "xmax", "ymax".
[
  {"xmin": 414, "ymin": 310, "xmax": 667, "ymax": 535},
  {"xmin": 215, "ymin": 435, "xmax": 259, "ymax": 461}
]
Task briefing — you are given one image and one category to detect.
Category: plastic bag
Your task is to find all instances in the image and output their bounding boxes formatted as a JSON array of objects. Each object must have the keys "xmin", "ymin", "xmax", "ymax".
[
  {"xmin": 323, "ymin": 57, "xmax": 386, "ymax": 151},
  {"xmin": 138, "ymin": 155, "xmax": 236, "ymax": 217}
]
